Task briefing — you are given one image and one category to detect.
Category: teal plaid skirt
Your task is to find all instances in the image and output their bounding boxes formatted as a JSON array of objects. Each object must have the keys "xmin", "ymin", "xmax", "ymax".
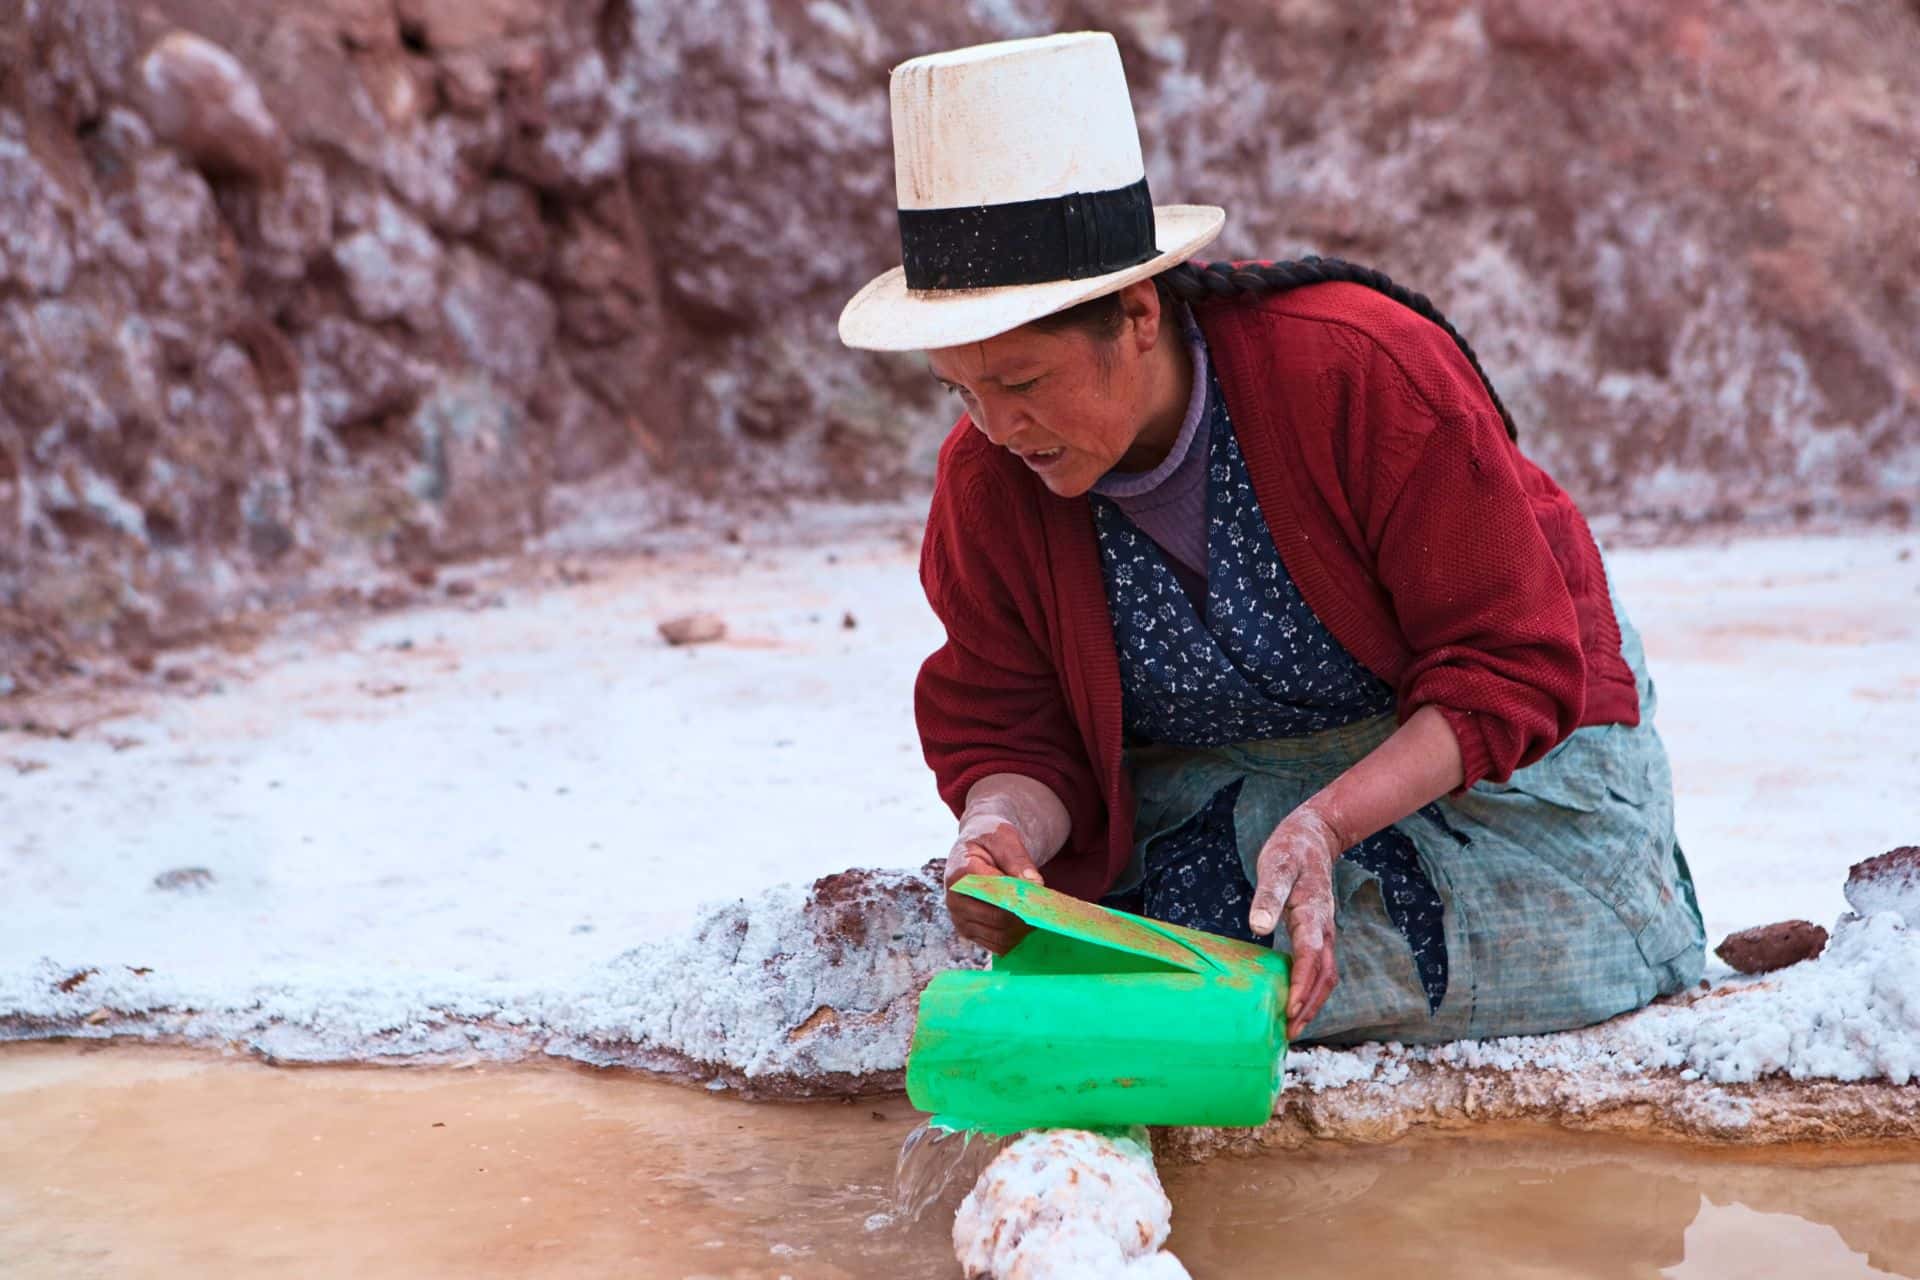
[{"xmin": 1122, "ymin": 598, "xmax": 1706, "ymax": 1044}]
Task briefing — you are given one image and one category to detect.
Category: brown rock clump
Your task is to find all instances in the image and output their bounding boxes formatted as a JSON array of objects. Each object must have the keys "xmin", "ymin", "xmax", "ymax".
[
  {"xmin": 657, "ymin": 612, "xmax": 725, "ymax": 646},
  {"xmin": 1714, "ymin": 920, "xmax": 1829, "ymax": 974},
  {"xmin": 137, "ymin": 31, "xmax": 288, "ymax": 183}
]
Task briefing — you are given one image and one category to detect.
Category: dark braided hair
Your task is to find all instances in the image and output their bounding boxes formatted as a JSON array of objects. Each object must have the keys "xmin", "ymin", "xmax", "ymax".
[{"xmin": 1032, "ymin": 256, "xmax": 1518, "ymax": 442}]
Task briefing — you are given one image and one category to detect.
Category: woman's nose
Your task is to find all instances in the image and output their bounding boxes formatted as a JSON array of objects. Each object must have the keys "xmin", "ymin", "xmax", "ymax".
[{"xmin": 973, "ymin": 406, "xmax": 1026, "ymax": 448}]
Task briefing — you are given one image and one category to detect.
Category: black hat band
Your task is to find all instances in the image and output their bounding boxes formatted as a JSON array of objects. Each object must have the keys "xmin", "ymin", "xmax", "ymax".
[{"xmin": 897, "ymin": 177, "xmax": 1157, "ymax": 291}]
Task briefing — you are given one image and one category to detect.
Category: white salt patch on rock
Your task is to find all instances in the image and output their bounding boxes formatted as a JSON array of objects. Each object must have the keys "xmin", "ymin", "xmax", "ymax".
[
  {"xmin": 548, "ymin": 862, "xmax": 978, "ymax": 1085},
  {"xmin": 1848, "ymin": 878, "xmax": 1920, "ymax": 927},
  {"xmin": 1286, "ymin": 1041, "xmax": 1413, "ymax": 1091},
  {"xmin": 4, "ymin": 864, "xmax": 976, "ymax": 1092},
  {"xmin": 1845, "ymin": 849, "xmax": 1920, "ymax": 928},
  {"xmin": 1286, "ymin": 909, "xmax": 1920, "ymax": 1093},
  {"xmin": 954, "ymin": 1130, "xmax": 1190, "ymax": 1280}
]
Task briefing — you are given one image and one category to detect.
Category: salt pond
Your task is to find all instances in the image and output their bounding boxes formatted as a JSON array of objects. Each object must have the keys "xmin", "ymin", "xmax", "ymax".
[{"xmin": 4, "ymin": 1044, "xmax": 1915, "ymax": 1278}]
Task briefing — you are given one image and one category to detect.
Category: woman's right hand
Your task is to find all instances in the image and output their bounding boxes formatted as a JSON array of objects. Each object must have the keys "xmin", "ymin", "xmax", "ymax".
[
  {"xmin": 944, "ymin": 820, "xmax": 1044, "ymax": 954},
  {"xmin": 1249, "ymin": 804, "xmax": 1344, "ymax": 1040}
]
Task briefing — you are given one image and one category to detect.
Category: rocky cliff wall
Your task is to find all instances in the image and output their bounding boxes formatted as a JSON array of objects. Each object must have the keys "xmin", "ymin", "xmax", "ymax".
[{"xmin": 3, "ymin": 0, "xmax": 1917, "ymax": 680}]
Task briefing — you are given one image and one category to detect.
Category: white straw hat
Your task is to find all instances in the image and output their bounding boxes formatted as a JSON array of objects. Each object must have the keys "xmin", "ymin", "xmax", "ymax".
[{"xmin": 837, "ymin": 32, "xmax": 1225, "ymax": 353}]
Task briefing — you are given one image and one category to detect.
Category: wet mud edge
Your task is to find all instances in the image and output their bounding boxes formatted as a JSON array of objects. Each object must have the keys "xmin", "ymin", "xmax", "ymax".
[{"xmin": 9, "ymin": 1011, "xmax": 1918, "ymax": 1153}]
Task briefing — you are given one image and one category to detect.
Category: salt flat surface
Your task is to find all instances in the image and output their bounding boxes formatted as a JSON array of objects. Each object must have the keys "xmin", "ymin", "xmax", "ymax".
[
  {"xmin": 4, "ymin": 521, "xmax": 1917, "ymax": 1090},
  {"xmin": 1603, "ymin": 533, "xmax": 1920, "ymax": 943},
  {"xmin": 3, "ymin": 522, "xmax": 954, "ymax": 994}
]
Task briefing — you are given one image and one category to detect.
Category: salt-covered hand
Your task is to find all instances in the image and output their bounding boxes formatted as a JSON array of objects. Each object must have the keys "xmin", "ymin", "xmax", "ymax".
[
  {"xmin": 944, "ymin": 813, "xmax": 1044, "ymax": 956},
  {"xmin": 1248, "ymin": 805, "xmax": 1344, "ymax": 1040},
  {"xmin": 942, "ymin": 777, "xmax": 1069, "ymax": 955}
]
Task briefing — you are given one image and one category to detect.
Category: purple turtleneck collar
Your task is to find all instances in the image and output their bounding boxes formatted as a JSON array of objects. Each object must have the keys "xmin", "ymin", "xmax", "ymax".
[{"xmin": 1089, "ymin": 306, "xmax": 1211, "ymax": 584}]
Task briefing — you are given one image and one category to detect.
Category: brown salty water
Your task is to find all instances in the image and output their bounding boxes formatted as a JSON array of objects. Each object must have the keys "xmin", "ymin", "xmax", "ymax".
[{"xmin": 3, "ymin": 1043, "xmax": 1917, "ymax": 1279}]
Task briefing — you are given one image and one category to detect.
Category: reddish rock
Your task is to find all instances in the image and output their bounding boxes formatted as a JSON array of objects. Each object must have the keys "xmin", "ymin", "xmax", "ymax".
[
  {"xmin": 394, "ymin": 0, "xmax": 545, "ymax": 51},
  {"xmin": 381, "ymin": 113, "xmax": 497, "ymax": 236},
  {"xmin": 556, "ymin": 290, "xmax": 638, "ymax": 348},
  {"xmin": 243, "ymin": 12, "xmax": 389, "ymax": 165},
  {"xmin": 1715, "ymin": 920, "xmax": 1830, "ymax": 975},
  {"xmin": 1845, "ymin": 846, "xmax": 1920, "ymax": 927},
  {"xmin": 475, "ymin": 180, "xmax": 549, "ymax": 275},
  {"xmin": 436, "ymin": 50, "xmax": 501, "ymax": 116},
  {"xmin": 7, "ymin": 0, "xmax": 1920, "ymax": 684},
  {"xmin": 125, "ymin": 150, "xmax": 245, "ymax": 358},
  {"xmin": 241, "ymin": 156, "xmax": 334, "ymax": 280},
  {"xmin": 316, "ymin": 0, "xmax": 400, "ymax": 51},
  {"xmin": 550, "ymin": 214, "xmax": 631, "ymax": 294},
  {"xmin": 408, "ymin": 378, "xmax": 547, "ymax": 557},
  {"xmin": 367, "ymin": 582, "xmax": 416, "ymax": 611},
  {"xmin": 514, "ymin": 46, "xmax": 625, "ymax": 190},
  {"xmin": 550, "ymin": 210, "xmax": 653, "ymax": 347},
  {"xmin": 330, "ymin": 195, "xmax": 442, "ymax": 327},
  {"xmin": 138, "ymin": 31, "xmax": 288, "ymax": 183},
  {"xmin": 439, "ymin": 247, "xmax": 555, "ymax": 394},
  {"xmin": 0, "ymin": 118, "xmax": 83, "ymax": 297},
  {"xmin": 355, "ymin": 46, "xmax": 436, "ymax": 129},
  {"xmin": 531, "ymin": 360, "xmax": 631, "ymax": 482},
  {"xmin": 228, "ymin": 316, "xmax": 303, "ymax": 401},
  {"xmin": 659, "ymin": 613, "xmax": 726, "ymax": 647},
  {"xmin": 298, "ymin": 317, "xmax": 431, "ymax": 432}
]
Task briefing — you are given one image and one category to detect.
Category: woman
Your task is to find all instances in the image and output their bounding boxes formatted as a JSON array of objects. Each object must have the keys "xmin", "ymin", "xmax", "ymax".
[{"xmin": 840, "ymin": 33, "xmax": 1704, "ymax": 1044}]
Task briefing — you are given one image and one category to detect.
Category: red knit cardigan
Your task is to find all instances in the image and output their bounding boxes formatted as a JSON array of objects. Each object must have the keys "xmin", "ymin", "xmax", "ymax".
[{"xmin": 915, "ymin": 282, "xmax": 1639, "ymax": 901}]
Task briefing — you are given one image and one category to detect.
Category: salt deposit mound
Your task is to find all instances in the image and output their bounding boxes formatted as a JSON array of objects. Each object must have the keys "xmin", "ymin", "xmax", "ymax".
[
  {"xmin": 954, "ymin": 1129, "xmax": 1191, "ymax": 1280},
  {"xmin": 549, "ymin": 859, "xmax": 980, "ymax": 1092},
  {"xmin": 4, "ymin": 861, "xmax": 978, "ymax": 1094}
]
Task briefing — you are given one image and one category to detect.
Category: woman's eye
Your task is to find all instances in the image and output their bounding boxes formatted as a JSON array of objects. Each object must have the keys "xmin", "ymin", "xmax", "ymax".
[{"xmin": 1005, "ymin": 378, "xmax": 1039, "ymax": 394}]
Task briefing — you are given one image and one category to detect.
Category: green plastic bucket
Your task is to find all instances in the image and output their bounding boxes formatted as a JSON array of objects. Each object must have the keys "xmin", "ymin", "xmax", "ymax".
[{"xmin": 907, "ymin": 875, "xmax": 1290, "ymax": 1133}]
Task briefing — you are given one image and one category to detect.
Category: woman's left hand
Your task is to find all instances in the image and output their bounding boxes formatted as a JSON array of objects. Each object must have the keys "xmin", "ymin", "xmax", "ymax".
[{"xmin": 1248, "ymin": 805, "xmax": 1345, "ymax": 1040}]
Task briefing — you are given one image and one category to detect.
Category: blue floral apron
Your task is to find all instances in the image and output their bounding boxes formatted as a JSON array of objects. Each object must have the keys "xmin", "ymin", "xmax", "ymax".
[{"xmin": 1093, "ymin": 366, "xmax": 1704, "ymax": 1044}]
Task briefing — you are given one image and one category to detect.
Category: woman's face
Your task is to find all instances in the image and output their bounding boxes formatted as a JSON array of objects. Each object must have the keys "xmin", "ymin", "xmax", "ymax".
[{"xmin": 925, "ymin": 282, "xmax": 1169, "ymax": 498}]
